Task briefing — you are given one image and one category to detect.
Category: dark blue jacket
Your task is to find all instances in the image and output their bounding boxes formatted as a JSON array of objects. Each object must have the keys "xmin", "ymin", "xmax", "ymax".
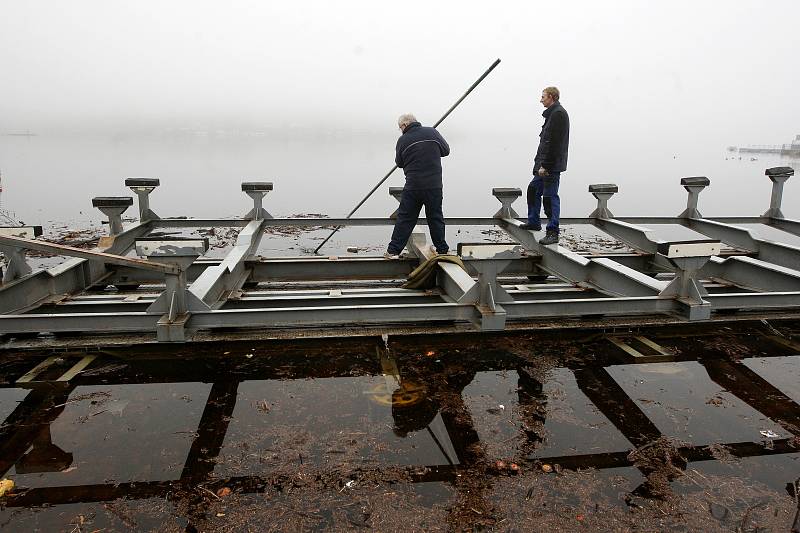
[
  {"xmin": 395, "ymin": 122, "xmax": 450, "ymax": 190},
  {"xmin": 533, "ymin": 101, "xmax": 569, "ymax": 174}
]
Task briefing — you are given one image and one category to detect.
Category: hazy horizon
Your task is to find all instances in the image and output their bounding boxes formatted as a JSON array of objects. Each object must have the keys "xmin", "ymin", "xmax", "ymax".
[
  {"xmin": 1, "ymin": 1, "xmax": 799, "ymax": 224},
  {"xmin": 2, "ymin": 2, "xmax": 798, "ymax": 143}
]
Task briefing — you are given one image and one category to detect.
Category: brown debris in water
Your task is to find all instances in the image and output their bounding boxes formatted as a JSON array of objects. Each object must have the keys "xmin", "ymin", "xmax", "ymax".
[
  {"xmin": 706, "ymin": 443, "xmax": 736, "ymax": 463},
  {"xmin": 627, "ymin": 436, "xmax": 688, "ymax": 500}
]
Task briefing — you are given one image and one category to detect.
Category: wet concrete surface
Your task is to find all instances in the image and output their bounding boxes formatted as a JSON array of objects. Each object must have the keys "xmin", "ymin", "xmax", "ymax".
[{"xmin": 1, "ymin": 322, "xmax": 800, "ymax": 531}]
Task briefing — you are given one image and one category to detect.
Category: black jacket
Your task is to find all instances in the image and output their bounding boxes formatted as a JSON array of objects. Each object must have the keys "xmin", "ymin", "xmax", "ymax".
[
  {"xmin": 395, "ymin": 122, "xmax": 450, "ymax": 190},
  {"xmin": 533, "ymin": 101, "xmax": 569, "ymax": 174}
]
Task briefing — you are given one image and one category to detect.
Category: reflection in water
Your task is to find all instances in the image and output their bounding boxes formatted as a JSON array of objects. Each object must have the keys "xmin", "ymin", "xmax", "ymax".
[{"xmin": 1, "ymin": 325, "xmax": 800, "ymax": 530}]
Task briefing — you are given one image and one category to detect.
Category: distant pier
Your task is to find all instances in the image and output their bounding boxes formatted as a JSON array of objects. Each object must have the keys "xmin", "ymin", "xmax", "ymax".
[{"xmin": 737, "ymin": 134, "xmax": 800, "ymax": 156}]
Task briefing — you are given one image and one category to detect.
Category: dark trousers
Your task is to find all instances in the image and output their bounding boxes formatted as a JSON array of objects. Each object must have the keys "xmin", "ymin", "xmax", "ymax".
[
  {"xmin": 388, "ymin": 188, "xmax": 448, "ymax": 254},
  {"xmin": 527, "ymin": 172, "xmax": 561, "ymax": 233}
]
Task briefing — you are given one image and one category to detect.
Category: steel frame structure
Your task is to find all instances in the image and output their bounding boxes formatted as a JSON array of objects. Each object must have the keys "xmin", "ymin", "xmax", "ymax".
[{"xmin": 0, "ymin": 167, "xmax": 797, "ymax": 343}]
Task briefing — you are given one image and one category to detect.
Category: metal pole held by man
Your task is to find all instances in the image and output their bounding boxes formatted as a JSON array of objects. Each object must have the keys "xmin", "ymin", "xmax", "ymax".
[{"xmin": 313, "ymin": 58, "xmax": 501, "ymax": 255}]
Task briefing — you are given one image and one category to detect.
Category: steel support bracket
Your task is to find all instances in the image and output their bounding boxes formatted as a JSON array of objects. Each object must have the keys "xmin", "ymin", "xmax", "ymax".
[
  {"xmin": 658, "ymin": 254, "xmax": 712, "ymax": 321},
  {"xmin": 588, "ymin": 184, "xmax": 618, "ymax": 219},
  {"xmin": 492, "ymin": 188, "xmax": 522, "ymax": 219},
  {"xmin": 92, "ymin": 197, "xmax": 134, "ymax": 236},
  {"xmin": 0, "ymin": 227, "xmax": 43, "ymax": 283},
  {"xmin": 0, "ymin": 245, "xmax": 32, "ymax": 283},
  {"xmin": 137, "ymin": 238, "xmax": 209, "ymax": 341},
  {"xmin": 242, "ymin": 182, "xmax": 274, "ymax": 221},
  {"xmin": 677, "ymin": 177, "xmax": 709, "ymax": 219},
  {"xmin": 762, "ymin": 167, "xmax": 794, "ymax": 219},
  {"xmin": 126, "ymin": 177, "xmax": 161, "ymax": 221},
  {"xmin": 156, "ymin": 313, "xmax": 191, "ymax": 342},
  {"xmin": 458, "ymin": 243, "xmax": 521, "ymax": 331}
]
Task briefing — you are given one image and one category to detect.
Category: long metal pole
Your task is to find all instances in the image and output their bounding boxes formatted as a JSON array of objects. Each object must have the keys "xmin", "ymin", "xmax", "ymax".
[{"xmin": 313, "ymin": 58, "xmax": 501, "ymax": 254}]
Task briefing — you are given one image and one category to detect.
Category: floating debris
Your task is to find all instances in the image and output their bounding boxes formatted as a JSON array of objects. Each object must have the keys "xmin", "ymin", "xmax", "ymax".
[{"xmin": 0, "ymin": 479, "xmax": 14, "ymax": 497}]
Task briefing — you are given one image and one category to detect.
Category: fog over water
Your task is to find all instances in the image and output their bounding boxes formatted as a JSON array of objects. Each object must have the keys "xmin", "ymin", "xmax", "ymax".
[{"xmin": 1, "ymin": 1, "xmax": 798, "ymax": 223}]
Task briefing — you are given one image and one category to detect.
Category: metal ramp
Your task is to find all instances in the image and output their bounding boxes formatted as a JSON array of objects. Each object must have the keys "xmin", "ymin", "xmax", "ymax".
[{"xmin": 0, "ymin": 167, "xmax": 798, "ymax": 343}]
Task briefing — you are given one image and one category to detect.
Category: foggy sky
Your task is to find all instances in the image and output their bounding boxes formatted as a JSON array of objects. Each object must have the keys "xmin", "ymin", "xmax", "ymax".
[{"xmin": 2, "ymin": 0, "xmax": 799, "ymax": 146}]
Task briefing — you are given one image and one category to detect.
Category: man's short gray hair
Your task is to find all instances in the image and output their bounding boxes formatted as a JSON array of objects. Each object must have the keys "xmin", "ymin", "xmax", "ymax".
[{"xmin": 398, "ymin": 113, "xmax": 417, "ymax": 130}]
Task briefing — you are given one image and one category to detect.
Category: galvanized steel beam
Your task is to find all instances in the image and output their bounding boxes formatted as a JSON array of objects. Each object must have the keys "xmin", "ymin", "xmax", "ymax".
[
  {"xmin": 0, "ymin": 312, "xmax": 159, "ymax": 334},
  {"xmin": 149, "ymin": 215, "xmax": 784, "ymax": 230},
  {"xmin": 500, "ymin": 218, "xmax": 665, "ymax": 298},
  {"xmin": 106, "ymin": 255, "xmax": 657, "ymax": 286},
  {"xmin": 407, "ymin": 234, "xmax": 479, "ymax": 304},
  {"xmin": 704, "ymin": 291, "xmax": 800, "ymax": 310},
  {"xmin": 0, "ymin": 234, "xmax": 178, "ymax": 275},
  {"xmin": 188, "ymin": 219, "xmax": 266, "ymax": 310},
  {"xmin": 766, "ymin": 217, "xmax": 800, "ymax": 237},
  {"xmin": 249, "ymin": 257, "xmax": 415, "ymax": 281},
  {"xmin": 226, "ymin": 292, "xmax": 444, "ymax": 309},
  {"xmin": 703, "ymin": 255, "xmax": 800, "ymax": 292},
  {"xmin": 504, "ymin": 296, "xmax": 678, "ymax": 318},
  {"xmin": 0, "ymin": 221, "xmax": 154, "ymax": 314},
  {"xmin": 681, "ymin": 217, "xmax": 800, "ymax": 270},
  {"xmin": 188, "ymin": 303, "xmax": 478, "ymax": 330},
  {"xmin": 762, "ymin": 166, "xmax": 794, "ymax": 219},
  {"xmin": 588, "ymin": 206, "xmax": 800, "ymax": 296}
]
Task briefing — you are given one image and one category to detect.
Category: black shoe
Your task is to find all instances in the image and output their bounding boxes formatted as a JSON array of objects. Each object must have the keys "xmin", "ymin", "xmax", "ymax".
[
  {"xmin": 519, "ymin": 223, "xmax": 542, "ymax": 231},
  {"xmin": 538, "ymin": 232, "xmax": 559, "ymax": 245}
]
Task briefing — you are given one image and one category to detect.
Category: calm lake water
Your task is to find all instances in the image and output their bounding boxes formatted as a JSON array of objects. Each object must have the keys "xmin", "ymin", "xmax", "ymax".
[{"xmin": 1, "ymin": 131, "xmax": 798, "ymax": 226}]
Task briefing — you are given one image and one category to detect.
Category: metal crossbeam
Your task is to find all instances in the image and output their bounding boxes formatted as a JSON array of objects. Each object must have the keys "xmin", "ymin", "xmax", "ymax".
[
  {"xmin": 104, "ymin": 254, "xmax": 662, "ymax": 286},
  {"xmin": 681, "ymin": 217, "xmax": 800, "ymax": 270},
  {"xmin": 188, "ymin": 219, "xmax": 266, "ymax": 309},
  {"xmin": 0, "ymin": 312, "xmax": 159, "ymax": 333},
  {"xmin": 0, "ymin": 222, "xmax": 154, "ymax": 314},
  {"xmin": 501, "ymin": 219, "xmax": 665, "ymax": 297},
  {"xmin": 147, "ymin": 215, "xmax": 796, "ymax": 230},
  {"xmin": 504, "ymin": 296, "xmax": 678, "ymax": 317},
  {"xmin": 703, "ymin": 255, "xmax": 800, "ymax": 292},
  {"xmin": 704, "ymin": 291, "xmax": 800, "ymax": 310},
  {"xmin": 765, "ymin": 217, "xmax": 800, "ymax": 237},
  {"xmin": 407, "ymin": 234, "xmax": 479, "ymax": 304},
  {"xmin": 187, "ymin": 302, "xmax": 479, "ymax": 329},
  {"xmin": 0, "ymin": 234, "xmax": 178, "ymax": 274}
]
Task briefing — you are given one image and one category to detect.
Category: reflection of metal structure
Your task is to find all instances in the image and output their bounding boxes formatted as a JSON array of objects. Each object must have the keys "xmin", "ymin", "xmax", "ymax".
[
  {"xmin": 2, "ymin": 338, "xmax": 800, "ymax": 527},
  {"xmin": 0, "ymin": 167, "xmax": 799, "ymax": 344}
]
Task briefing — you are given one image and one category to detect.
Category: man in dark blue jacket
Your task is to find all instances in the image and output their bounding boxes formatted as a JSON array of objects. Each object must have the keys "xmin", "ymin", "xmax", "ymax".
[
  {"xmin": 521, "ymin": 86, "xmax": 569, "ymax": 245},
  {"xmin": 385, "ymin": 114, "xmax": 451, "ymax": 257}
]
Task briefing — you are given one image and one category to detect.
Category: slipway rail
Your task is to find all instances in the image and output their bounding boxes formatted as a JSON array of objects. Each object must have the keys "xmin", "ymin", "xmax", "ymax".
[{"xmin": 0, "ymin": 167, "xmax": 797, "ymax": 343}]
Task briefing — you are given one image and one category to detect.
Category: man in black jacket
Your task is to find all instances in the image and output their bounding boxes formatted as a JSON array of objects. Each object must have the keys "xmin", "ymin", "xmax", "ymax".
[
  {"xmin": 385, "ymin": 114, "xmax": 451, "ymax": 258},
  {"xmin": 521, "ymin": 86, "xmax": 569, "ymax": 245}
]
